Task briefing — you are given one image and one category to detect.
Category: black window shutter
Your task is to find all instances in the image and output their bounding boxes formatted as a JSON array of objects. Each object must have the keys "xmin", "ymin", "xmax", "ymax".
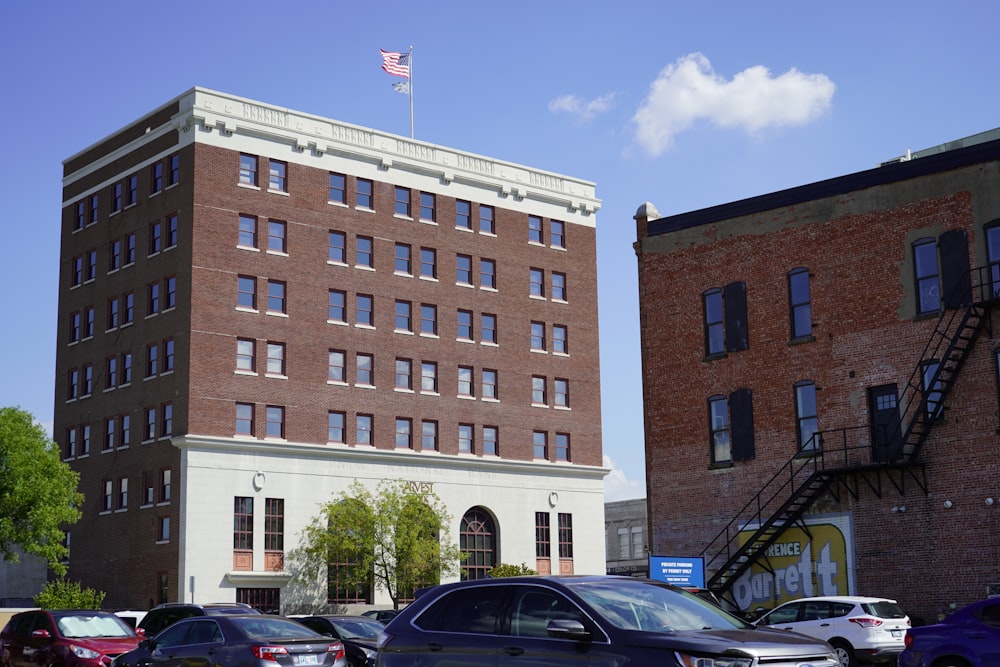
[
  {"xmin": 938, "ymin": 229, "xmax": 970, "ymax": 309},
  {"xmin": 724, "ymin": 281, "xmax": 749, "ymax": 352},
  {"xmin": 730, "ymin": 389, "xmax": 755, "ymax": 461}
]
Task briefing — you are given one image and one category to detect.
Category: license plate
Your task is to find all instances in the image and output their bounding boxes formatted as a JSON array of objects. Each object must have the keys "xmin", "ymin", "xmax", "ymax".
[
  {"xmin": 890, "ymin": 629, "xmax": 902, "ymax": 638},
  {"xmin": 294, "ymin": 654, "xmax": 320, "ymax": 665}
]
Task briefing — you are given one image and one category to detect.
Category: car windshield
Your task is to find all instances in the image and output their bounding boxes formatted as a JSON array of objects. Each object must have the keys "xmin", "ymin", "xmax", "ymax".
[
  {"xmin": 863, "ymin": 601, "xmax": 907, "ymax": 619},
  {"xmin": 568, "ymin": 580, "xmax": 750, "ymax": 632},
  {"xmin": 329, "ymin": 619, "xmax": 383, "ymax": 640},
  {"xmin": 231, "ymin": 617, "xmax": 323, "ymax": 640},
  {"xmin": 56, "ymin": 614, "xmax": 134, "ymax": 638}
]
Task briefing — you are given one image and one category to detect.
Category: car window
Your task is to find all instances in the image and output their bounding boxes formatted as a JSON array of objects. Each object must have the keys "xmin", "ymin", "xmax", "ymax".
[
  {"xmin": 298, "ymin": 619, "xmax": 329, "ymax": 635},
  {"xmin": 153, "ymin": 621, "xmax": 193, "ymax": 649},
  {"xmin": 979, "ymin": 603, "xmax": 1000, "ymax": 628},
  {"xmin": 830, "ymin": 602, "xmax": 853, "ymax": 618},
  {"xmin": 183, "ymin": 620, "xmax": 223, "ymax": 645},
  {"xmin": 414, "ymin": 585, "xmax": 506, "ymax": 634},
  {"xmin": 511, "ymin": 587, "xmax": 588, "ymax": 638},
  {"xmin": 863, "ymin": 601, "xmax": 906, "ymax": 619},
  {"xmin": 56, "ymin": 614, "xmax": 132, "ymax": 638},
  {"xmin": 143, "ymin": 610, "xmax": 197, "ymax": 636},
  {"xmin": 801, "ymin": 601, "xmax": 829, "ymax": 621},
  {"xmin": 763, "ymin": 603, "xmax": 801, "ymax": 624},
  {"xmin": 231, "ymin": 617, "xmax": 321, "ymax": 640},
  {"xmin": 329, "ymin": 619, "xmax": 383, "ymax": 640}
]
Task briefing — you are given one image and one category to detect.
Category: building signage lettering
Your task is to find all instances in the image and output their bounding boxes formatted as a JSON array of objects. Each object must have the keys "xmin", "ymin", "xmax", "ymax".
[
  {"xmin": 402, "ymin": 480, "xmax": 434, "ymax": 496},
  {"xmin": 647, "ymin": 555, "xmax": 705, "ymax": 587}
]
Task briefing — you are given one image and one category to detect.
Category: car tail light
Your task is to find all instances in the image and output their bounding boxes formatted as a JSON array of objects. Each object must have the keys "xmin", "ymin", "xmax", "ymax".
[
  {"xmin": 251, "ymin": 645, "xmax": 289, "ymax": 662},
  {"xmin": 326, "ymin": 642, "xmax": 345, "ymax": 660},
  {"xmin": 848, "ymin": 616, "xmax": 883, "ymax": 628},
  {"xmin": 904, "ymin": 632, "xmax": 914, "ymax": 649}
]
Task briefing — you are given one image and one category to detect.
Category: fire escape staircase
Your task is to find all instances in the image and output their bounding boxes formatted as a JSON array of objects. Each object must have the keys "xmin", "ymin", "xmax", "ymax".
[{"xmin": 701, "ymin": 268, "xmax": 994, "ymax": 601}]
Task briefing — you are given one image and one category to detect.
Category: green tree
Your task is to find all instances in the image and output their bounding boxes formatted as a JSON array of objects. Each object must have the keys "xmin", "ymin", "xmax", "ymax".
[
  {"xmin": 34, "ymin": 578, "xmax": 105, "ymax": 609},
  {"xmin": 0, "ymin": 407, "xmax": 83, "ymax": 575},
  {"xmin": 487, "ymin": 562, "xmax": 537, "ymax": 577},
  {"xmin": 294, "ymin": 480, "xmax": 460, "ymax": 609}
]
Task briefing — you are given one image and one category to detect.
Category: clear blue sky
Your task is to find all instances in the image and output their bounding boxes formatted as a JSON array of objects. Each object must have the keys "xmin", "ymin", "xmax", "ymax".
[{"xmin": 3, "ymin": 0, "xmax": 999, "ymax": 502}]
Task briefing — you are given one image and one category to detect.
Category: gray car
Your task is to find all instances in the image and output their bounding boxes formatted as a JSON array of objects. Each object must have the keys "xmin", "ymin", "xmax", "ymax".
[{"xmin": 375, "ymin": 575, "xmax": 840, "ymax": 666}]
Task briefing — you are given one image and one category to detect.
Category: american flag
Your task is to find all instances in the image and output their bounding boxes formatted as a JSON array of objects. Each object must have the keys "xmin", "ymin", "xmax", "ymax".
[{"xmin": 380, "ymin": 49, "xmax": 410, "ymax": 78}]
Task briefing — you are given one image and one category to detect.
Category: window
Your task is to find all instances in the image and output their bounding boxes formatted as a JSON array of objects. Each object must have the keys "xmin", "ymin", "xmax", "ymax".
[
  {"xmin": 535, "ymin": 512, "xmax": 551, "ymax": 558},
  {"xmin": 555, "ymin": 433, "xmax": 570, "ymax": 461},
  {"xmin": 121, "ymin": 415, "xmax": 131, "ymax": 447},
  {"xmin": 394, "ymin": 186, "xmax": 411, "ymax": 216},
  {"xmin": 458, "ymin": 366, "xmax": 473, "ymax": 397},
  {"xmin": 789, "ymin": 268, "xmax": 812, "ymax": 339},
  {"xmin": 419, "ymin": 192, "xmax": 435, "ymax": 221},
  {"xmin": 795, "ymin": 381, "xmax": 819, "ymax": 451},
  {"xmin": 145, "ymin": 406, "xmax": 157, "ymax": 440},
  {"xmin": 123, "ymin": 292, "xmax": 134, "ymax": 324},
  {"xmin": 480, "ymin": 205, "xmax": 495, "ymax": 234},
  {"xmin": 237, "ymin": 338, "xmax": 256, "ymax": 372},
  {"xmin": 329, "ymin": 290, "xmax": 346, "ymax": 323},
  {"xmin": 81, "ymin": 423, "xmax": 91, "ymax": 454},
  {"xmin": 121, "ymin": 352, "xmax": 132, "ymax": 384},
  {"xmin": 482, "ymin": 369, "xmax": 498, "ymax": 400},
  {"xmin": 480, "ymin": 258, "xmax": 496, "ymax": 289},
  {"xmin": 554, "ymin": 378, "xmax": 569, "ymax": 408},
  {"xmin": 913, "ymin": 237, "xmax": 941, "ymax": 314},
  {"xmin": 459, "ymin": 509, "xmax": 496, "ymax": 580},
  {"xmin": 421, "ymin": 420, "xmax": 438, "ymax": 450},
  {"xmin": 112, "ymin": 182, "xmax": 122, "ymax": 212},
  {"xmin": 165, "ymin": 276, "xmax": 176, "ymax": 310},
  {"xmin": 104, "ymin": 418, "xmax": 116, "ymax": 450},
  {"xmin": 483, "ymin": 426, "xmax": 498, "ymax": 455},
  {"xmin": 456, "ymin": 200, "xmax": 471, "ymax": 229},
  {"xmin": 551, "ymin": 220, "xmax": 565, "ymax": 248},
  {"xmin": 482, "ymin": 313, "xmax": 497, "ymax": 344},
  {"xmin": 109, "ymin": 239, "xmax": 121, "ymax": 272},
  {"xmin": 161, "ymin": 402, "xmax": 173, "ymax": 436},
  {"xmin": 71, "ymin": 256, "xmax": 83, "ymax": 287},
  {"xmin": 552, "ymin": 272, "xmax": 566, "ymax": 301},
  {"xmin": 458, "ymin": 424, "xmax": 474, "ymax": 453},
  {"xmin": 921, "ymin": 362, "xmax": 944, "ymax": 421},
  {"xmin": 125, "ymin": 233, "xmax": 136, "ymax": 265},
  {"xmin": 168, "ymin": 154, "xmax": 180, "ymax": 186},
  {"xmin": 67, "ymin": 368, "xmax": 79, "ymax": 400},
  {"xmin": 328, "ymin": 411, "xmax": 346, "ymax": 443},
  {"xmin": 267, "ymin": 220, "xmax": 287, "ymax": 253},
  {"xmin": 420, "ymin": 247, "xmax": 437, "ymax": 279},
  {"xmin": 529, "ymin": 215, "xmax": 543, "ymax": 244},
  {"xmin": 395, "ymin": 243, "xmax": 412, "ymax": 274},
  {"xmin": 530, "ymin": 268, "xmax": 545, "ymax": 297},
  {"xmin": 356, "ymin": 414, "xmax": 373, "ymax": 445},
  {"xmin": 395, "ymin": 358, "xmax": 412, "ymax": 390},
  {"xmin": 82, "ymin": 364, "xmax": 93, "ymax": 396},
  {"xmin": 64, "ymin": 427, "xmax": 78, "ymax": 459},
  {"xmin": 457, "ymin": 309, "xmax": 473, "ymax": 340},
  {"xmin": 236, "ymin": 403, "xmax": 254, "ymax": 435},
  {"xmin": 265, "ymin": 498, "xmax": 284, "ymax": 552},
  {"xmin": 84, "ymin": 306, "xmax": 95, "ymax": 338},
  {"xmin": 86, "ymin": 250, "xmax": 97, "ymax": 281},
  {"xmin": 709, "ymin": 395, "xmax": 731, "ymax": 464},
  {"xmin": 395, "ymin": 418, "xmax": 412, "ymax": 449},
  {"xmin": 234, "ymin": 497, "xmax": 254, "ymax": 550},
  {"xmin": 356, "ymin": 353, "xmax": 373, "ymax": 385},
  {"xmin": 703, "ymin": 289, "xmax": 724, "ymax": 355},
  {"xmin": 329, "ymin": 231, "xmax": 346, "ymax": 263},
  {"xmin": 530, "ymin": 322, "xmax": 546, "ymax": 351},
  {"xmin": 356, "ymin": 294, "xmax": 373, "ymax": 326},
  {"xmin": 74, "ymin": 201, "xmax": 85, "ymax": 231},
  {"xmin": 166, "ymin": 215, "xmax": 178, "ymax": 248},
  {"xmin": 239, "ymin": 154, "xmax": 258, "ymax": 185},
  {"xmin": 69, "ymin": 312, "xmax": 81, "ymax": 343},
  {"xmin": 267, "ymin": 281, "xmax": 286, "ymax": 314},
  {"xmin": 163, "ymin": 339, "xmax": 175, "ymax": 373},
  {"xmin": 328, "ymin": 350, "xmax": 346, "ymax": 383},
  {"xmin": 145, "ymin": 343, "xmax": 158, "ymax": 378},
  {"xmin": 147, "ymin": 282, "xmax": 160, "ymax": 315},
  {"xmin": 395, "ymin": 300, "xmax": 412, "ymax": 332},
  {"xmin": 266, "ymin": 342, "xmax": 285, "ymax": 376},
  {"xmin": 238, "ymin": 276, "xmax": 257, "ymax": 309},
  {"xmin": 533, "ymin": 431, "xmax": 548, "ymax": 459},
  {"xmin": 160, "ymin": 468, "xmax": 171, "ymax": 502},
  {"xmin": 421, "ymin": 361, "xmax": 438, "ymax": 393},
  {"xmin": 151, "ymin": 162, "xmax": 163, "ymax": 193},
  {"xmin": 105, "ymin": 356, "xmax": 118, "ymax": 388},
  {"xmin": 558, "ymin": 513, "xmax": 573, "ymax": 559},
  {"xmin": 158, "ymin": 516, "xmax": 170, "ymax": 542},
  {"xmin": 142, "ymin": 472, "xmax": 154, "ymax": 505},
  {"xmin": 102, "ymin": 479, "xmax": 113, "ymax": 512},
  {"xmin": 329, "ymin": 172, "xmax": 346, "ymax": 203},
  {"xmin": 90, "ymin": 194, "xmax": 99, "ymax": 224},
  {"xmin": 456, "ymin": 254, "xmax": 472, "ymax": 284},
  {"xmin": 356, "ymin": 236, "xmax": 373, "ymax": 268},
  {"xmin": 269, "ymin": 160, "xmax": 287, "ymax": 192},
  {"xmin": 356, "ymin": 178, "xmax": 373, "ymax": 209},
  {"xmin": 127, "ymin": 174, "xmax": 138, "ymax": 205},
  {"xmin": 265, "ymin": 406, "xmax": 285, "ymax": 438},
  {"xmin": 420, "ymin": 304, "xmax": 437, "ymax": 335},
  {"xmin": 532, "ymin": 376, "xmax": 547, "ymax": 405}
]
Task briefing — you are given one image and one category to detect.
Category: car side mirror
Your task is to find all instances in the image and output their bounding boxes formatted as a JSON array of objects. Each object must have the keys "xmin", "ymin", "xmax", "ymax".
[
  {"xmin": 546, "ymin": 619, "xmax": 590, "ymax": 641},
  {"xmin": 135, "ymin": 628, "xmax": 146, "ymax": 638},
  {"xmin": 139, "ymin": 639, "xmax": 154, "ymax": 650},
  {"xmin": 30, "ymin": 630, "xmax": 51, "ymax": 640}
]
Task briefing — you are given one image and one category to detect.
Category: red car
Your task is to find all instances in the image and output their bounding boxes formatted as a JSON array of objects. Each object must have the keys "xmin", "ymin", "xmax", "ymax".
[{"xmin": 0, "ymin": 610, "xmax": 141, "ymax": 667}]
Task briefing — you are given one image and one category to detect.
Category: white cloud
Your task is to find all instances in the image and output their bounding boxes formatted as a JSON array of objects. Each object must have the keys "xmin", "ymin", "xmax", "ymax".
[
  {"xmin": 603, "ymin": 454, "xmax": 644, "ymax": 502},
  {"xmin": 548, "ymin": 92, "xmax": 618, "ymax": 122},
  {"xmin": 631, "ymin": 53, "xmax": 835, "ymax": 156}
]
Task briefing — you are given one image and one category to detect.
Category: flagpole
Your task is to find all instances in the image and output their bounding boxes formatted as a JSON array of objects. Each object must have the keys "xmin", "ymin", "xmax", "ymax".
[{"xmin": 408, "ymin": 45, "xmax": 414, "ymax": 139}]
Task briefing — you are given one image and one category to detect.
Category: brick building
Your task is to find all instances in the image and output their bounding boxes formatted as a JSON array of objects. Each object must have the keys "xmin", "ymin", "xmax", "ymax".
[
  {"xmin": 55, "ymin": 87, "xmax": 605, "ymax": 611},
  {"xmin": 635, "ymin": 128, "xmax": 1000, "ymax": 623}
]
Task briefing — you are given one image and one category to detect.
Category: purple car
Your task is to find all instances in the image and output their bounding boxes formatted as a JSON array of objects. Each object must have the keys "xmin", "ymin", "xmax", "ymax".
[{"xmin": 899, "ymin": 597, "xmax": 1000, "ymax": 667}]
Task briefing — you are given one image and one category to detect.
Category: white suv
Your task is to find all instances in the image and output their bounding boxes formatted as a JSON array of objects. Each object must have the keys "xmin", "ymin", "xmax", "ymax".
[{"xmin": 754, "ymin": 595, "xmax": 910, "ymax": 667}]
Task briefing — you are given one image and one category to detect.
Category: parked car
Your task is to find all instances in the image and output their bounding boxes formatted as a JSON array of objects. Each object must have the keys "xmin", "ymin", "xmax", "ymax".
[
  {"xmin": 375, "ymin": 575, "xmax": 839, "ymax": 666},
  {"xmin": 754, "ymin": 595, "xmax": 910, "ymax": 666},
  {"xmin": 899, "ymin": 597, "xmax": 1000, "ymax": 667},
  {"xmin": 137, "ymin": 602, "xmax": 259, "ymax": 637},
  {"xmin": 0, "ymin": 609, "xmax": 141, "ymax": 667},
  {"xmin": 113, "ymin": 614, "xmax": 346, "ymax": 667},
  {"xmin": 359, "ymin": 610, "xmax": 398, "ymax": 623},
  {"xmin": 114, "ymin": 611, "xmax": 147, "ymax": 630},
  {"xmin": 295, "ymin": 616, "xmax": 383, "ymax": 667}
]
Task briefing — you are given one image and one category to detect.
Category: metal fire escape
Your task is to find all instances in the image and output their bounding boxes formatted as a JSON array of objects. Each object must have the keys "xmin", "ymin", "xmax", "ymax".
[{"xmin": 700, "ymin": 267, "xmax": 995, "ymax": 602}]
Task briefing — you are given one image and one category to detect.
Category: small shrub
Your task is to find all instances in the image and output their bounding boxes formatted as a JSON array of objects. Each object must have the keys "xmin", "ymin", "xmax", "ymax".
[{"xmin": 34, "ymin": 579, "xmax": 105, "ymax": 609}]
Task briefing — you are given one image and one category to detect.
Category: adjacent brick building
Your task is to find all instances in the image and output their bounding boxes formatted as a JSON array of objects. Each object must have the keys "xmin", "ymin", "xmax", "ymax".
[
  {"xmin": 635, "ymin": 128, "xmax": 1000, "ymax": 623},
  {"xmin": 55, "ymin": 87, "xmax": 605, "ymax": 611}
]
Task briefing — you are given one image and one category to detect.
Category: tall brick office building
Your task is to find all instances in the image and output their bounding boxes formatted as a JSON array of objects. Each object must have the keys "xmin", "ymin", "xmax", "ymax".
[
  {"xmin": 636, "ymin": 128, "xmax": 1000, "ymax": 623},
  {"xmin": 55, "ymin": 88, "xmax": 604, "ymax": 611}
]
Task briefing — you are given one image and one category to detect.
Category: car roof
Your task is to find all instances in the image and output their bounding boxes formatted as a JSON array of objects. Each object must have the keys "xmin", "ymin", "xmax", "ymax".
[{"xmin": 776, "ymin": 596, "xmax": 899, "ymax": 604}]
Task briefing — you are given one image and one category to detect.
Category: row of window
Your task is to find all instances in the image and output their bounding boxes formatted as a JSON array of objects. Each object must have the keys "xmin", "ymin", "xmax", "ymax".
[
  {"xmin": 69, "ymin": 218, "xmax": 177, "ymax": 289},
  {"xmin": 100, "ymin": 468, "xmax": 172, "ymax": 513},
  {"xmin": 64, "ymin": 403, "xmax": 174, "ymax": 459},
  {"xmin": 66, "ymin": 338, "xmax": 174, "ymax": 401},
  {"xmin": 242, "ymin": 154, "xmax": 568, "ymax": 248},
  {"xmin": 72, "ymin": 155, "xmax": 180, "ymax": 233},
  {"xmin": 68, "ymin": 277, "xmax": 174, "ymax": 345},
  {"xmin": 233, "ymin": 497, "xmax": 284, "ymax": 552}
]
